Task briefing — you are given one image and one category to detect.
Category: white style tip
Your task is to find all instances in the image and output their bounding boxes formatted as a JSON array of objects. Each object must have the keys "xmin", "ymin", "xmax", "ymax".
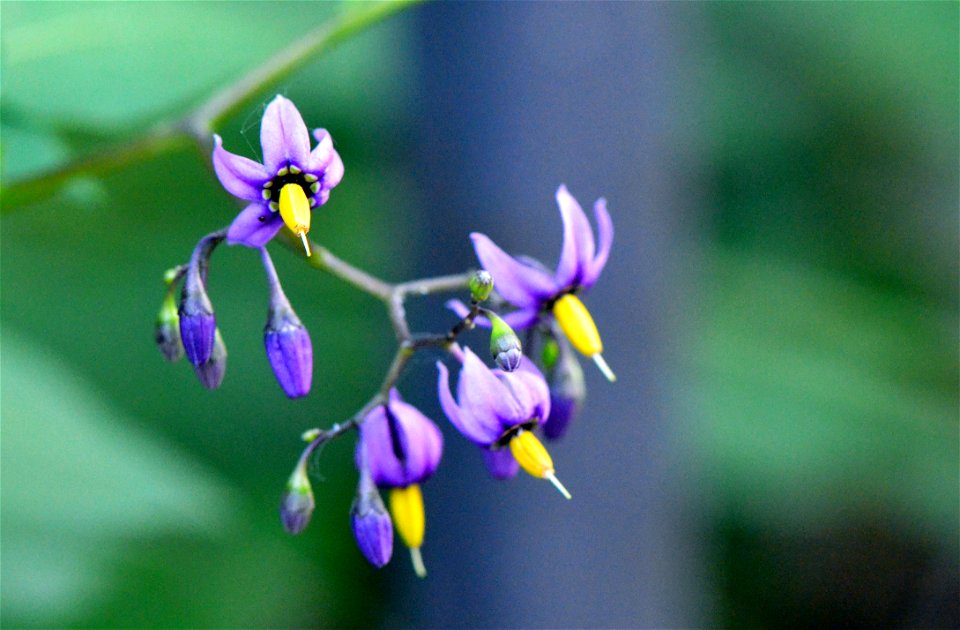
[
  {"xmin": 592, "ymin": 353, "xmax": 616, "ymax": 382},
  {"xmin": 298, "ymin": 231, "xmax": 311, "ymax": 257},
  {"xmin": 410, "ymin": 546, "xmax": 427, "ymax": 578},
  {"xmin": 545, "ymin": 471, "xmax": 572, "ymax": 500}
]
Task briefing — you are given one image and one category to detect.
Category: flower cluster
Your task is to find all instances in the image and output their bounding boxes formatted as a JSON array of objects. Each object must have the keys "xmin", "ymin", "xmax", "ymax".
[{"xmin": 155, "ymin": 95, "xmax": 615, "ymax": 577}]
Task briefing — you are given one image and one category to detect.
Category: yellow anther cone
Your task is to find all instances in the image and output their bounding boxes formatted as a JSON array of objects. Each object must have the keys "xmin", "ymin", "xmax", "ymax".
[
  {"xmin": 278, "ymin": 183, "xmax": 312, "ymax": 256},
  {"xmin": 509, "ymin": 431, "xmax": 571, "ymax": 499},
  {"xmin": 552, "ymin": 294, "xmax": 616, "ymax": 382},
  {"xmin": 389, "ymin": 484, "xmax": 428, "ymax": 577}
]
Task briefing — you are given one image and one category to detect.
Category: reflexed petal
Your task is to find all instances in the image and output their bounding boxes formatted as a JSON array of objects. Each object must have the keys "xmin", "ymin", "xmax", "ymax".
[
  {"xmin": 482, "ymin": 448, "xmax": 520, "ymax": 479},
  {"xmin": 212, "ymin": 135, "xmax": 269, "ymax": 201},
  {"xmin": 436, "ymin": 360, "xmax": 500, "ymax": 445},
  {"xmin": 226, "ymin": 203, "xmax": 284, "ymax": 248},
  {"xmin": 510, "ymin": 358, "xmax": 552, "ymax": 423},
  {"xmin": 554, "ymin": 185, "xmax": 596, "ymax": 289},
  {"xmin": 471, "ymin": 233, "xmax": 558, "ymax": 308},
  {"xmin": 307, "ymin": 128, "xmax": 335, "ymax": 172},
  {"xmin": 459, "ymin": 348, "xmax": 526, "ymax": 429},
  {"xmin": 321, "ymin": 148, "xmax": 344, "ymax": 189},
  {"xmin": 582, "ymin": 197, "xmax": 613, "ymax": 289},
  {"xmin": 260, "ymin": 95, "xmax": 311, "ymax": 173}
]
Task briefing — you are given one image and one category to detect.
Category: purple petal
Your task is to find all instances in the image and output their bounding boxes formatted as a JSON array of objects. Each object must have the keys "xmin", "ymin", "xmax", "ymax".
[
  {"xmin": 471, "ymin": 233, "xmax": 559, "ymax": 308},
  {"xmin": 360, "ymin": 397, "xmax": 443, "ymax": 487},
  {"xmin": 459, "ymin": 348, "xmax": 526, "ymax": 432},
  {"xmin": 436, "ymin": 360, "xmax": 500, "ymax": 445},
  {"xmin": 226, "ymin": 203, "xmax": 283, "ymax": 248},
  {"xmin": 212, "ymin": 135, "xmax": 269, "ymax": 201},
  {"xmin": 509, "ymin": 358, "xmax": 552, "ymax": 423},
  {"xmin": 554, "ymin": 185, "xmax": 596, "ymax": 289},
  {"xmin": 321, "ymin": 148, "xmax": 344, "ymax": 190},
  {"xmin": 260, "ymin": 95, "xmax": 311, "ymax": 174},
  {"xmin": 582, "ymin": 197, "xmax": 613, "ymax": 289},
  {"xmin": 482, "ymin": 448, "xmax": 519, "ymax": 480}
]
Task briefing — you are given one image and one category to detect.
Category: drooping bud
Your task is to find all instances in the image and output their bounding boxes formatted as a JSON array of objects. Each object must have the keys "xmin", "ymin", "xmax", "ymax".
[
  {"xmin": 508, "ymin": 430, "xmax": 571, "ymax": 499},
  {"xmin": 280, "ymin": 459, "xmax": 315, "ymax": 535},
  {"xmin": 278, "ymin": 183, "xmax": 312, "ymax": 256},
  {"xmin": 178, "ymin": 233, "xmax": 223, "ymax": 366},
  {"xmin": 552, "ymin": 293, "xmax": 616, "ymax": 382},
  {"xmin": 542, "ymin": 340, "xmax": 587, "ymax": 440},
  {"xmin": 488, "ymin": 311, "xmax": 522, "ymax": 372},
  {"xmin": 261, "ymin": 248, "xmax": 312, "ymax": 398},
  {"xmin": 154, "ymin": 291, "xmax": 183, "ymax": 362},
  {"xmin": 350, "ymin": 467, "xmax": 394, "ymax": 568},
  {"xmin": 469, "ymin": 269, "xmax": 494, "ymax": 302},
  {"xmin": 192, "ymin": 328, "xmax": 227, "ymax": 389},
  {"xmin": 389, "ymin": 483, "xmax": 428, "ymax": 578}
]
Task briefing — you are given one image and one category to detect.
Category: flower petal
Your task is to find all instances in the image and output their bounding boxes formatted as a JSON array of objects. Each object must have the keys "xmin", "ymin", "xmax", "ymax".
[
  {"xmin": 321, "ymin": 147, "xmax": 344, "ymax": 190},
  {"xmin": 226, "ymin": 203, "xmax": 283, "ymax": 248},
  {"xmin": 554, "ymin": 184, "xmax": 596, "ymax": 289},
  {"xmin": 459, "ymin": 348, "xmax": 526, "ymax": 431},
  {"xmin": 260, "ymin": 95, "xmax": 311, "ymax": 174},
  {"xmin": 307, "ymin": 129, "xmax": 335, "ymax": 171},
  {"xmin": 481, "ymin": 448, "xmax": 519, "ymax": 479},
  {"xmin": 212, "ymin": 135, "xmax": 269, "ymax": 201},
  {"xmin": 582, "ymin": 197, "xmax": 613, "ymax": 289},
  {"xmin": 437, "ymin": 360, "xmax": 499, "ymax": 445},
  {"xmin": 471, "ymin": 233, "xmax": 558, "ymax": 308}
]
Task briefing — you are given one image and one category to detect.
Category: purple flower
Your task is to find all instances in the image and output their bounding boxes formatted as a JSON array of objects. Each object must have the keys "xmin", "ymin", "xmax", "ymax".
[
  {"xmin": 465, "ymin": 185, "xmax": 616, "ymax": 381},
  {"xmin": 358, "ymin": 390, "xmax": 443, "ymax": 488},
  {"xmin": 436, "ymin": 348, "xmax": 550, "ymax": 449},
  {"xmin": 436, "ymin": 349, "xmax": 571, "ymax": 497},
  {"xmin": 212, "ymin": 95, "xmax": 343, "ymax": 253}
]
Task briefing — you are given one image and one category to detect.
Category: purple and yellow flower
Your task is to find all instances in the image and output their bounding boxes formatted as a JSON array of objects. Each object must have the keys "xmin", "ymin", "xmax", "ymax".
[
  {"xmin": 357, "ymin": 389, "xmax": 443, "ymax": 577},
  {"xmin": 212, "ymin": 95, "xmax": 343, "ymax": 255},
  {"xmin": 436, "ymin": 348, "xmax": 571, "ymax": 498},
  {"xmin": 469, "ymin": 185, "xmax": 615, "ymax": 381}
]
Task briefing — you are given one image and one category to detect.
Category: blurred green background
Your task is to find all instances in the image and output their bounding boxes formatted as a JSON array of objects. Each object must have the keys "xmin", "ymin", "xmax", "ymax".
[{"xmin": 2, "ymin": 2, "xmax": 957, "ymax": 628}]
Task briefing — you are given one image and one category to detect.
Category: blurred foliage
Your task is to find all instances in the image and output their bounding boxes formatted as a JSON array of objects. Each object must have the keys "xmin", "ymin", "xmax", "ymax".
[
  {"xmin": 2, "ymin": 2, "xmax": 422, "ymax": 627},
  {"xmin": 691, "ymin": 3, "xmax": 958, "ymax": 626}
]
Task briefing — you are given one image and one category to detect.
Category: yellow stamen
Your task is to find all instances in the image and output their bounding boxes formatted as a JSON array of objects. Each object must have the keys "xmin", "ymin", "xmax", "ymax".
[
  {"xmin": 552, "ymin": 294, "xmax": 616, "ymax": 382},
  {"xmin": 389, "ymin": 484, "xmax": 428, "ymax": 577},
  {"xmin": 509, "ymin": 430, "xmax": 572, "ymax": 499},
  {"xmin": 278, "ymin": 183, "xmax": 312, "ymax": 257}
]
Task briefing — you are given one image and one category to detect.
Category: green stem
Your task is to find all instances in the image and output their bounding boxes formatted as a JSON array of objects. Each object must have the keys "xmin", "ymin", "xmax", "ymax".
[{"xmin": 2, "ymin": 0, "xmax": 424, "ymax": 212}]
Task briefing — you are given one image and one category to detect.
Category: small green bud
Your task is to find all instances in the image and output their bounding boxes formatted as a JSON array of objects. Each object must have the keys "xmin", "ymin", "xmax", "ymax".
[
  {"xmin": 488, "ymin": 312, "xmax": 522, "ymax": 371},
  {"xmin": 154, "ymin": 292, "xmax": 183, "ymax": 362},
  {"xmin": 541, "ymin": 339, "xmax": 560, "ymax": 370},
  {"xmin": 469, "ymin": 270, "xmax": 494, "ymax": 302}
]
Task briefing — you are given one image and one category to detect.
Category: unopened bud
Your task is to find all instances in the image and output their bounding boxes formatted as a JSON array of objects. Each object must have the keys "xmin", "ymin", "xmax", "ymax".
[
  {"xmin": 469, "ymin": 270, "xmax": 494, "ymax": 302},
  {"xmin": 542, "ymin": 347, "xmax": 586, "ymax": 440},
  {"xmin": 488, "ymin": 312, "xmax": 522, "ymax": 371},
  {"xmin": 264, "ymin": 307, "xmax": 313, "ymax": 399},
  {"xmin": 280, "ymin": 462, "xmax": 315, "ymax": 535},
  {"xmin": 178, "ymin": 268, "xmax": 216, "ymax": 366},
  {"xmin": 193, "ymin": 328, "xmax": 227, "ymax": 389},
  {"xmin": 350, "ymin": 472, "xmax": 394, "ymax": 568},
  {"xmin": 155, "ymin": 292, "xmax": 183, "ymax": 362}
]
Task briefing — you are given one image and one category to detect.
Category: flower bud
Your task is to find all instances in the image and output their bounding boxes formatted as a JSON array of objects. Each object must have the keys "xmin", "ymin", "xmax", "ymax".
[
  {"xmin": 154, "ymin": 292, "xmax": 183, "ymax": 362},
  {"xmin": 178, "ymin": 267, "xmax": 216, "ymax": 366},
  {"xmin": 192, "ymin": 328, "xmax": 227, "ymax": 389},
  {"xmin": 280, "ymin": 462, "xmax": 315, "ymax": 535},
  {"xmin": 542, "ymin": 347, "xmax": 586, "ymax": 440},
  {"xmin": 469, "ymin": 270, "xmax": 494, "ymax": 302},
  {"xmin": 264, "ymin": 306, "xmax": 313, "ymax": 399},
  {"xmin": 488, "ymin": 312, "xmax": 522, "ymax": 371},
  {"xmin": 350, "ymin": 471, "xmax": 393, "ymax": 568}
]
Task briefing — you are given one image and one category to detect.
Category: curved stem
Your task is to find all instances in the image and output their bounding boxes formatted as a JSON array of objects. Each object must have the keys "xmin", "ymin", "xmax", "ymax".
[{"xmin": 2, "ymin": 0, "xmax": 424, "ymax": 212}]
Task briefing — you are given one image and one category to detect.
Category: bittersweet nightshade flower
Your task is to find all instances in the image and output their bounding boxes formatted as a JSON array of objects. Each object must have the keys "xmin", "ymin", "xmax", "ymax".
[
  {"xmin": 436, "ymin": 348, "xmax": 571, "ymax": 498},
  {"xmin": 213, "ymin": 95, "xmax": 344, "ymax": 255},
  {"xmin": 350, "ymin": 465, "xmax": 394, "ymax": 568},
  {"xmin": 261, "ymin": 248, "xmax": 312, "ymax": 398},
  {"xmin": 357, "ymin": 390, "xmax": 443, "ymax": 577},
  {"xmin": 470, "ymin": 185, "xmax": 615, "ymax": 381}
]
